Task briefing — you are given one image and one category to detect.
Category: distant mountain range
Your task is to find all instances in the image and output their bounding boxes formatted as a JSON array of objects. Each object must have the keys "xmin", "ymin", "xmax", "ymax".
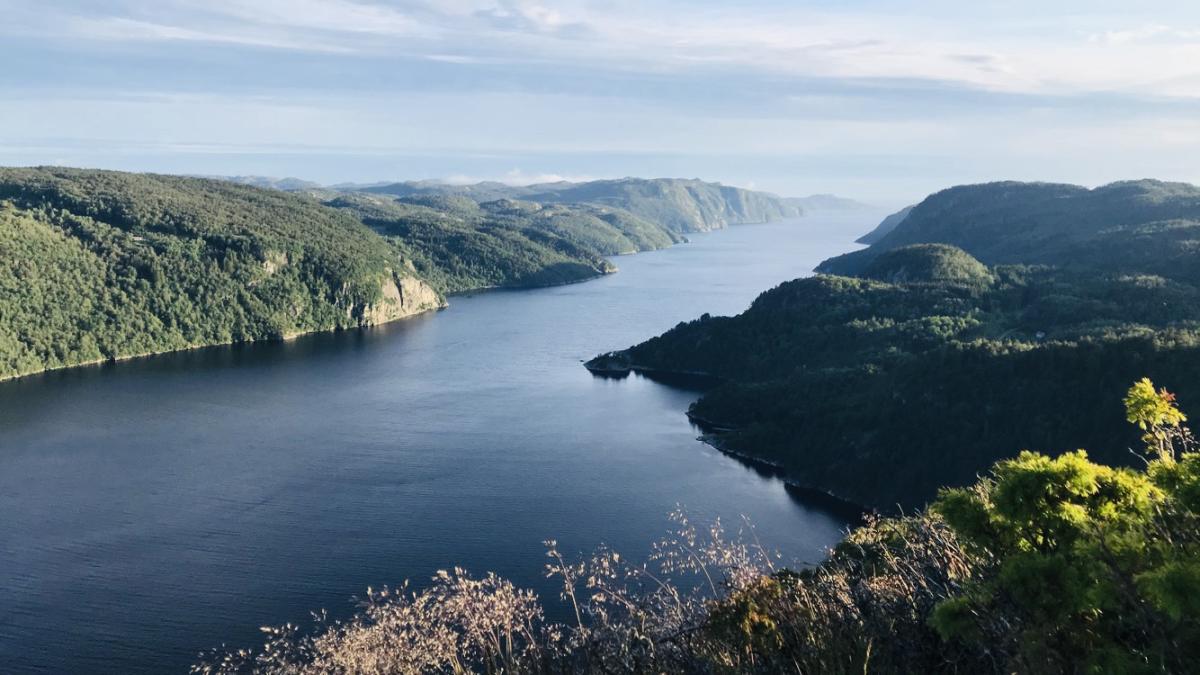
[
  {"xmin": 781, "ymin": 194, "xmax": 876, "ymax": 212},
  {"xmin": 211, "ymin": 175, "xmax": 886, "ymax": 224},
  {"xmin": 360, "ymin": 177, "xmax": 800, "ymax": 232},
  {"xmin": 195, "ymin": 175, "xmax": 323, "ymax": 191},
  {"xmin": 212, "ymin": 174, "xmax": 894, "ymax": 222}
]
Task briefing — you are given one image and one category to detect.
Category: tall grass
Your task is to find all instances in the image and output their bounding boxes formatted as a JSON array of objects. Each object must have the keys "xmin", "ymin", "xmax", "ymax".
[{"xmin": 193, "ymin": 510, "xmax": 992, "ymax": 674}]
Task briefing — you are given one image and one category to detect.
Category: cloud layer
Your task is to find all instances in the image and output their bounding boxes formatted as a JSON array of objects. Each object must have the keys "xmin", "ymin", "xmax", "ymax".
[{"xmin": 3, "ymin": 0, "xmax": 1200, "ymax": 202}]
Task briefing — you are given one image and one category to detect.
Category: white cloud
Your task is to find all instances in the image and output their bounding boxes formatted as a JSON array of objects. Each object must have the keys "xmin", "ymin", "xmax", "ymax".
[
  {"xmin": 182, "ymin": 0, "xmax": 426, "ymax": 37},
  {"xmin": 1090, "ymin": 24, "xmax": 1200, "ymax": 45},
  {"xmin": 441, "ymin": 169, "xmax": 594, "ymax": 185},
  {"xmin": 19, "ymin": 1, "xmax": 1200, "ymax": 100}
]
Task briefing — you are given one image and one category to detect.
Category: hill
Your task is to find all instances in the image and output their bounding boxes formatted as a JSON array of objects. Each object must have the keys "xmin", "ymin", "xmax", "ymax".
[
  {"xmin": 821, "ymin": 179, "xmax": 1200, "ymax": 276},
  {"xmin": 861, "ymin": 243, "xmax": 993, "ymax": 285},
  {"xmin": 0, "ymin": 167, "xmax": 442, "ymax": 380},
  {"xmin": 362, "ymin": 178, "xmax": 799, "ymax": 232},
  {"xmin": 588, "ymin": 178, "xmax": 1200, "ymax": 509},
  {"xmin": 324, "ymin": 193, "xmax": 684, "ymax": 293}
]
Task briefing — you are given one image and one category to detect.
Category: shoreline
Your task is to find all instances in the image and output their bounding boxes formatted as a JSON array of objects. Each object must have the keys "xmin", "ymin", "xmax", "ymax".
[
  {"xmin": 1, "ymin": 214, "xmax": 796, "ymax": 384},
  {"xmin": 0, "ymin": 304, "xmax": 447, "ymax": 385},
  {"xmin": 445, "ymin": 268, "xmax": 614, "ymax": 298},
  {"xmin": 695, "ymin": 432, "xmax": 868, "ymax": 519}
]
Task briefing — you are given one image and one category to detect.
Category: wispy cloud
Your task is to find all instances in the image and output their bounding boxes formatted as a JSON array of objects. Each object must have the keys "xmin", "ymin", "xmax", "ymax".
[
  {"xmin": 6, "ymin": 1, "xmax": 1200, "ymax": 201},
  {"xmin": 183, "ymin": 0, "xmax": 427, "ymax": 37},
  {"xmin": 68, "ymin": 16, "xmax": 359, "ymax": 53},
  {"xmin": 17, "ymin": 1, "xmax": 1200, "ymax": 100}
]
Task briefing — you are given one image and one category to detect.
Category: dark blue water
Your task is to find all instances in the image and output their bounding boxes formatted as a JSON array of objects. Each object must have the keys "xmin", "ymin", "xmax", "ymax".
[{"xmin": 0, "ymin": 215, "xmax": 872, "ymax": 673}]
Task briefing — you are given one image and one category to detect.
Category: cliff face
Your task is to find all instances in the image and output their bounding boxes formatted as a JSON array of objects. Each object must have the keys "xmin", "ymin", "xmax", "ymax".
[{"xmin": 360, "ymin": 273, "xmax": 445, "ymax": 326}]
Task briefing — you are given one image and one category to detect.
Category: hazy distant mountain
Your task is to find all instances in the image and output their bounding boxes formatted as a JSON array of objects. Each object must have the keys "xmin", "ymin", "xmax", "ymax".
[
  {"xmin": 202, "ymin": 175, "xmax": 323, "ymax": 191},
  {"xmin": 782, "ymin": 194, "xmax": 874, "ymax": 212},
  {"xmin": 363, "ymin": 180, "xmax": 537, "ymax": 202},
  {"xmin": 362, "ymin": 178, "xmax": 799, "ymax": 233},
  {"xmin": 855, "ymin": 204, "xmax": 914, "ymax": 244}
]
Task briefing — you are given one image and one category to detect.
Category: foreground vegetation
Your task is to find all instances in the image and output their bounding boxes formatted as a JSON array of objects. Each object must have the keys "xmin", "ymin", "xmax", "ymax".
[
  {"xmin": 590, "ymin": 179, "xmax": 1200, "ymax": 508},
  {"xmin": 196, "ymin": 381, "xmax": 1200, "ymax": 673}
]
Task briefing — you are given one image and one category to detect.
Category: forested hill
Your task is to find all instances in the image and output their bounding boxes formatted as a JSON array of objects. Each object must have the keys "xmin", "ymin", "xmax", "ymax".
[
  {"xmin": 361, "ymin": 177, "xmax": 800, "ymax": 232},
  {"xmin": 820, "ymin": 179, "xmax": 1200, "ymax": 276},
  {"xmin": 0, "ymin": 167, "xmax": 443, "ymax": 380},
  {"xmin": 324, "ymin": 193, "xmax": 685, "ymax": 294},
  {"xmin": 589, "ymin": 178, "xmax": 1200, "ymax": 509}
]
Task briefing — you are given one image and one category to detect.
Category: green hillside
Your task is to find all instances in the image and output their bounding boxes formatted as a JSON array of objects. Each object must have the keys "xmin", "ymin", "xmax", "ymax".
[
  {"xmin": 325, "ymin": 192, "xmax": 684, "ymax": 294},
  {"xmin": 0, "ymin": 167, "xmax": 443, "ymax": 380},
  {"xmin": 0, "ymin": 168, "xmax": 804, "ymax": 379},
  {"xmin": 590, "ymin": 179, "xmax": 1200, "ymax": 509},
  {"xmin": 822, "ymin": 179, "xmax": 1200, "ymax": 276},
  {"xmin": 861, "ymin": 243, "xmax": 993, "ymax": 285}
]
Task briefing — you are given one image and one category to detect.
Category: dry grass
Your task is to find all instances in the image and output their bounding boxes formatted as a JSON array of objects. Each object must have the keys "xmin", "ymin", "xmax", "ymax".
[{"xmin": 193, "ymin": 509, "xmax": 997, "ymax": 674}]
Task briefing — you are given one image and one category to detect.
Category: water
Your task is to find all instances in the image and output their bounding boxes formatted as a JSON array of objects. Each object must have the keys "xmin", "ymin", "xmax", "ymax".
[{"xmin": 0, "ymin": 215, "xmax": 872, "ymax": 673}]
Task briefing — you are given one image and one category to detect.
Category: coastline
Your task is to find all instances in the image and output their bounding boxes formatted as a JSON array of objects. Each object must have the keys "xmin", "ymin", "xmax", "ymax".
[
  {"xmin": 0, "ymin": 303, "xmax": 447, "ymax": 385},
  {"xmin": 445, "ymin": 268, "xmax": 615, "ymax": 298},
  {"xmin": 695, "ymin": 432, "xmax": 868, "ymax": 519},
  {"xmin": 2, "ymin": 213, "xmax": 798, "ymax": 384}
]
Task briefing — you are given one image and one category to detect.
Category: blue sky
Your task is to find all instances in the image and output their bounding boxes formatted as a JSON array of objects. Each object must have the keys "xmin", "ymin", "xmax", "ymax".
[{"xmin": 3, "ymin": 1, "xmax": 1200, "ymax": 205}]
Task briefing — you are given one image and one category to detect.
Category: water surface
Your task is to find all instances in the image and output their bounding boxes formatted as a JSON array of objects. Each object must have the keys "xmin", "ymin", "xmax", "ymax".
[{"xmin": 0, "ymin": 214, "xmax": 871, "ymax": 673}]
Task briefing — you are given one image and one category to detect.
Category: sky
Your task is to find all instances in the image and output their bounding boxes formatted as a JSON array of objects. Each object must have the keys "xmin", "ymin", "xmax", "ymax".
[{"xmin": 3, "ymin": 1, "xmax": 1200, "ymax": 205}]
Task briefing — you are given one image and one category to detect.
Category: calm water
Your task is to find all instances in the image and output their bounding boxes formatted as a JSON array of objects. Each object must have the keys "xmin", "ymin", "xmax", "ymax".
[{"xmin": 0, "ymin": 215, "xmax": 872, "ymax": 673}]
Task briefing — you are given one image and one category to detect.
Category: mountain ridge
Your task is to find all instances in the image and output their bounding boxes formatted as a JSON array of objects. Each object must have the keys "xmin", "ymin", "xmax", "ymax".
[{"xmin": 821, "ymin": 178, "xmax": 1200, "ymax": 276}]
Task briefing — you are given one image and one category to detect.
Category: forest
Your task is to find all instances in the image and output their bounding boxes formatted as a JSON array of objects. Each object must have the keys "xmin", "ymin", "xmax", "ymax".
[
  {"xmin": 0, "ymin": 167, "xmax": 443, "ymax": 381},
  {"xmin": 590, "ymin": 180, "xmax": 1200, "ymax": 508},
  {"xmin": 324, "ymin": 192, "xmax": 682, "ymax": 294}
]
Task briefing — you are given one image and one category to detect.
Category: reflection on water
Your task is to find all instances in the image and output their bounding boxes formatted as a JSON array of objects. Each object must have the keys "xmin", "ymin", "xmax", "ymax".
[{"xmin": 0, "ymin": 214, "xmax": 876, "ymax": 674}]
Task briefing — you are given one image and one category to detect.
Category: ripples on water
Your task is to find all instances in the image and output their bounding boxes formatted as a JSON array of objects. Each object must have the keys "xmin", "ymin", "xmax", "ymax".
[{"xmin": 0, "ymin": 215, "xmax": 874, "ymax": 673}]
